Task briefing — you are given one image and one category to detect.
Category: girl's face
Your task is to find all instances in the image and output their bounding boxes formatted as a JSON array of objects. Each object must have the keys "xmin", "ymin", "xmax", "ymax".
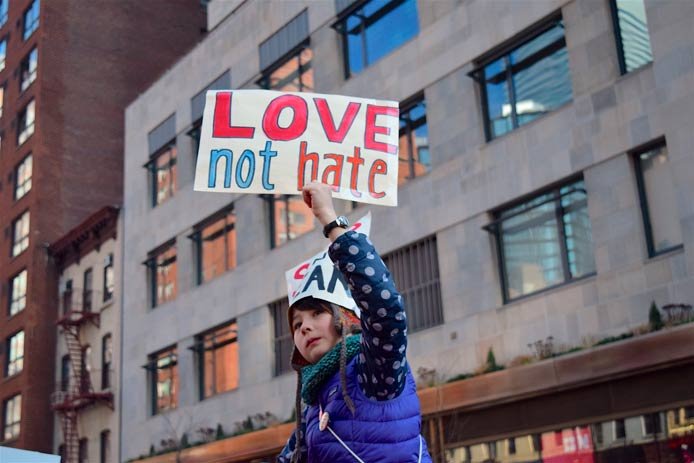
[{"xmin": 292, "ymin": 307, "xmax": 340, "ymax": 364}]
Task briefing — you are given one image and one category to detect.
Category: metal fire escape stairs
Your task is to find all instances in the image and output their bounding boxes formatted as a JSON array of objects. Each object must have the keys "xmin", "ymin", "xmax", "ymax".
[{"xmin": 51, "ymin": 290, "xmax": 113, "ymax": 463}]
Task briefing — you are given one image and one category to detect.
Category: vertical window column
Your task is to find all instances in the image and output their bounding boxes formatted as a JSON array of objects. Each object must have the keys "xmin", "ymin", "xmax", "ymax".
[{"xmin": 610, "ymin": 0, "xmax": 653, "ymax": 74}]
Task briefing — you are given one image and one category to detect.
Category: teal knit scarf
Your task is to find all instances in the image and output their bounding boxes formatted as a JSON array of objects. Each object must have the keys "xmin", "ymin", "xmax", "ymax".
[{"xmin": 301, "ymin": 335, "xmax": 361, "ymax": 405}]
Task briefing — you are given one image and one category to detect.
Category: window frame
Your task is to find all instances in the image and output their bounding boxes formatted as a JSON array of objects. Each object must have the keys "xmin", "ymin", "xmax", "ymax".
[
  {"xmin": 146, "ymin": 346, "xmax": 178, "ymax": 415},
  {"xmin": 101, "ymin": 333, "xmax": 112, "ymax": 390},
  {"xmin": 382, "ymin": 235, "xmax": 444, "ymax": 332},
  {"xmin": 144, "ymin": 141, "xmax": 177, "ymax": 207},
  {"xmin": 13, "ymin": 154, "xmax": 33, "ymax": 200},
  {"xmin": 100, "ymin": 429, "xmax": 111, "ymax": 463},
  {"xmin": 333, "ymin": 0, "xmax": 420, "ymax": 79},
  {"xmin": 190, "ymin": 204, "xmax": 237, "ymax": 285},
  {"xmin": 631, "ymin": 138, "xmax": 683, "ymax": 258},
  {"xmin": 82, "ymin": 267, "xmax": 93, "ymax": 312},
  {"xmin": 484, "ymin": 177, "xmax": 596, "ymax": 303},
  {"xmin": 144, "ymin": 240, "xmax": 177, "ymax": 308},
  {"xmin": 398, "ymin": 93, "xmax": 429, "ymax": 183},
  {"xmin": 9, "ymin": 269, "xmax": 28, "ymax": 316},
  {"xmin": 186, "ymin": 119, "xmax": 202, "ymax": 163},
  {"xmin": 0, "ymin": 36, "xmax": 6, "ymax": 72},
  {"xmin": 5, "ymin": 330, "xmax": 24, "ymax": 377},
  {"xmin": 257, "ymin": 40, "xmax": 313, "ymax": 92},
  {"xmin": 0, "ymin": 0, "xmax": 8, "ymax": 28},
  {"xmin": 2, "ymin": 394, "xmax": 21, "ymax": 441},
  {"xmin": 609, "ymin": 0, "xmax": 653, "ymax": 75},
  {"xmin": 264, "ymin": 194, "xmax": 316, "ymax": 249},
  {"xmin": 22, "ymin": 0, "xmax": 39, "ymax": 41},
  {"xmin": 17, "ymin": 99, "xmax": 36, "ymax": 145},
  {"xmin": 270, "ymin": 298, "xmax": 292, "ymax": 376},
  {"xmin": 11, "ymin": 210, "xmax": 30, "ymax": 257},
  {"xmin": 193, "ymin": 321, "xmax": 239, "ymax": 400},
  {"xmin": 19, "ymin": 47, "xmax": 38, "ymax": 93},
  {"xmin": 470, "ymin": 13, "xmax": 569, "ymax": 141},
  {"xmin": 103, "ymin": 253, "xmax": 114, "ymax": 302}
]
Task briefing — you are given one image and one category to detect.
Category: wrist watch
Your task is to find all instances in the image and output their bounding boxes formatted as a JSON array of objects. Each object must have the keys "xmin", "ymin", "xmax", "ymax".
[{"xmin": 323, "ymin": 216, "xmax": 350, "ymax": 238}]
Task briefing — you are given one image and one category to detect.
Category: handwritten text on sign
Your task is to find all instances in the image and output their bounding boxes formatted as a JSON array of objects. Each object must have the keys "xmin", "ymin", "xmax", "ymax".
[{"xmin": 193, "ymin": 90, "xmax": 399, "ymax": 206}]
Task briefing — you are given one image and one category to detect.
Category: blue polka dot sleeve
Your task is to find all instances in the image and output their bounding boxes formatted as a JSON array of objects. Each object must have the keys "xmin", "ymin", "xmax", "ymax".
[{"xmin": 329, "ymin": 231, "xmax": 408, "ymax": 400}]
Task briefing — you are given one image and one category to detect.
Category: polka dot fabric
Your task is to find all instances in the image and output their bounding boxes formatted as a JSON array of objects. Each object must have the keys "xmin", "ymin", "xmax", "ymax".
[{"xmin": 328, "ymin": 231, "xmax": 408, "ymax": 401}]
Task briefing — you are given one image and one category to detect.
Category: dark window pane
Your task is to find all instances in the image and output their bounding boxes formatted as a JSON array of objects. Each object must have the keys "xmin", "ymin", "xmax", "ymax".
[
  {"xmin": 152, "ymin": 145, "xmax": 177, "ymax": 206},
  {"xmin": 270, "ymin": 298, "xmax": 292, "ymax": 376},
  {"xmin": 398, "ymin": 98, "xmax": 429, "ymax": 184},
  {"xmin": 261, "ymin": 45, "xmax": 313, "ymax": 93},
  {"xmin": 270, "ymin": 195, "xmax": 315, "ymax": 248},
  {"xmin": 614, "ymin": 0, "xmax": 653, "ymax": 73},
  {"xmin": 14, "ymin": 155, "xmax": 33, "ymax": 200},
  {"xmin": 6, "ymin": 331, "xmax": 25, "ymax": 377}
]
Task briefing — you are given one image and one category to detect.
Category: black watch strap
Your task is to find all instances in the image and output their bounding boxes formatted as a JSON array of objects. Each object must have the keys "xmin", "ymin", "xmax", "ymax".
[{"xmin": 323, "ymin": 216, "xmax": 349, "ymax": 238}]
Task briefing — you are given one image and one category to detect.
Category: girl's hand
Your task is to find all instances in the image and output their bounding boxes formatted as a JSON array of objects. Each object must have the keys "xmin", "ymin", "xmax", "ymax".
[{"xmin": 302, "ymin": 182, "xmax": 337, "ymax": 227}]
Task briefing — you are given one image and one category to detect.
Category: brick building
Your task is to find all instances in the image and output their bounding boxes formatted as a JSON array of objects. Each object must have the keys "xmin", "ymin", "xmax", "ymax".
[
  {"xmin": 122, "ymin": 0, "xmax": 694, "ymax": 462},
  {"xmin": 0, "ymin": 0, "xmax": 205, "ymax": 454}
]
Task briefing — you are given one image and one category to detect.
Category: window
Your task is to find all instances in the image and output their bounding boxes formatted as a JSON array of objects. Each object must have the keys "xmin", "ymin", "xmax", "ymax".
[
  {"xmin": 335, "ymin": 0, "xmax": 419, "ymax": 78},
  {"xmin": 259, "ymin": 44, "xmax": 313, "ymax": 92},
  {"xmin": 487, "ymin": 178, "xmax": 596, "ymax": 302},
  {"xmin": 0, "ymin": 0, "xmax": 7, "ymax": 27},
  {"xmin": 643, "ymin": 413, "xmax": 662, "ymax": 435},
  {"xmin": 382, "ymin": 235, "xmax": 443, "ymax": 332},
  {"xmin": 0, "ymin": 84, "xmax": 4, "ymax": 118},
  {"xmin": 611, "ymin": 0, "xmax": 653, "ymax": 74},
  {"xmin": 103, "ymin": 253, "xmax": 114, "ymax": 302},
  {"xmin": 146, "ymin": 242, "xmax": 177, "ymax": 307},
  {"xmin": 6, "ymin": 331, "xmax": 24, "ymax": 377},
  {"xmin": 61, "ymin": 354, "xmax": 70, "ymax": 392},
  {"xmin": 14, "ymin": 154, "xmax": 32, "ymax": 200},
  {"xmin": 78, "ymin": 437, "xmax": 88, "ymax": 463},
  {"xmin": 20, "ymin": 48, "xmax": 38, "ymax": 92},
  {"xmin": 0, "ymin": 38, "xmax": 6, "ymax": 72},
  {"xmin": 266, "ymin": 195, "xmax": 315, "ymax": 248},
  {"xmin": 472, "ymin": 16, "xmax": 572, "ymax": 140},
  {"xmin": 148, "ymin": 347, "xmax": 178, "ymax": 414},
  {"xmin": 11, "ymin": 211, "xmax": 30, "ymax": 257},
  {"xmin": 195, "ymin": 321, "xmax": 239, "ymax": 399},
  {"xmin": 192, "ymin": 206, "xmax": 236, "ymax": 284},
  {"xmin": 398, "ymin": 96, "xmax": 429, "ymax": 184},
  {"xmin": 23, "ymin": 0, "xmax": 39, "ymax": 40},
  {"xmin": 82, "ymin": 267, "xmax": 93, "ymax": 312},
  {"xmin": 3, "ymin": 394, "xmax": 21, "ymax": 440},
  {"xmin": 100, "ymin": 430, "xmax": 111, "ymax": 463},
  {"xmin": 633, "ymin": 141, "xmax": 682, "ymax": 256},
  {"xmin": 18, "ymin": 99, "xmax": 35, "ymax": 145},
  {"xmin": 614, "ymin": 419, "xmax": 626, "ymax": 439},
  {"xmin": 9, "ymin": 270, "xmax": 28, "ymax": 316},
  {"xmin": 147, "ymin": 143, "xmax": 177, "ymax": 206},
  {"xmin": 102, "ymin": 334, "xmax": 112, "ymax": 389},
  {"xmin": 270, "ymin": 298, "xmax": 293, "ymax": 376},
  {"xmin": 61, "ymin": 279, "xmax": 73, "ymax": 314}
]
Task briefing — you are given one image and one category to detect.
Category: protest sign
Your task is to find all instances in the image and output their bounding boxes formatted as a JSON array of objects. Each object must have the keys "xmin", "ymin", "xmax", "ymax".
[
  {"xmin": 194, "ymin": 90, "xmax": 399, "ymax": 206},
  {"xmin": 285, "ymin": 212, "xmax": 372, "ymax": 314}
]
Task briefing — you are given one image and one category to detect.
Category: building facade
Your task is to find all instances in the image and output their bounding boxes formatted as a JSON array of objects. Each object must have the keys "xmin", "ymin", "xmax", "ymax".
[
  {"xmin": 0, "ymin": 0, "xmax": 205, "ymax": 454},
  {"xmin": 122, "ymin": 0, "xmax": 694, "ymax": 461},
  {"xmin": 49, "ymin": 206, "xmax": 120, "ymax": 463}
]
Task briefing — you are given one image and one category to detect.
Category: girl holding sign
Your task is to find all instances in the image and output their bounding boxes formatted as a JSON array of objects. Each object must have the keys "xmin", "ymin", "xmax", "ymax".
[{"xmin": 278, "ymin": 182, "xmax": 432, "ymax": 463}]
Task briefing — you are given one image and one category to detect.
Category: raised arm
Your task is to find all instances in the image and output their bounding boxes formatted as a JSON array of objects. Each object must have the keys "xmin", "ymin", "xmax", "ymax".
[{"xmin": 302, "ymin": 182, "xmax": 408, "ymax": 400}]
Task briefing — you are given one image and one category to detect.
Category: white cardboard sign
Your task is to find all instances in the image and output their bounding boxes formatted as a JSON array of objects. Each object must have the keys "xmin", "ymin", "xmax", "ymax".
[{"xmin": 194, "ymin": 90, "xmax": 399, "ymax": 206}]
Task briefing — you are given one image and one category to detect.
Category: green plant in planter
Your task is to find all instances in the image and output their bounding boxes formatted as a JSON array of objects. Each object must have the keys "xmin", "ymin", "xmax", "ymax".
[
  {"xmin": 215, "ymin": 423, "xmax": 225, "ymax": 440},
  {"xmin": 485, "ymin": 348, "xmax": 504, "ymax": 373},
  {"xmin": 649, "ymin": 301, "xmax": 664, "ymax": 331}
]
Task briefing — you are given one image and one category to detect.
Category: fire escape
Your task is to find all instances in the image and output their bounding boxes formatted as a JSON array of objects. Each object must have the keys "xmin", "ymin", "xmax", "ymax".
[{"xmin": 51, "ymin": 286, "xmax": 113, "ymax": 463}]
